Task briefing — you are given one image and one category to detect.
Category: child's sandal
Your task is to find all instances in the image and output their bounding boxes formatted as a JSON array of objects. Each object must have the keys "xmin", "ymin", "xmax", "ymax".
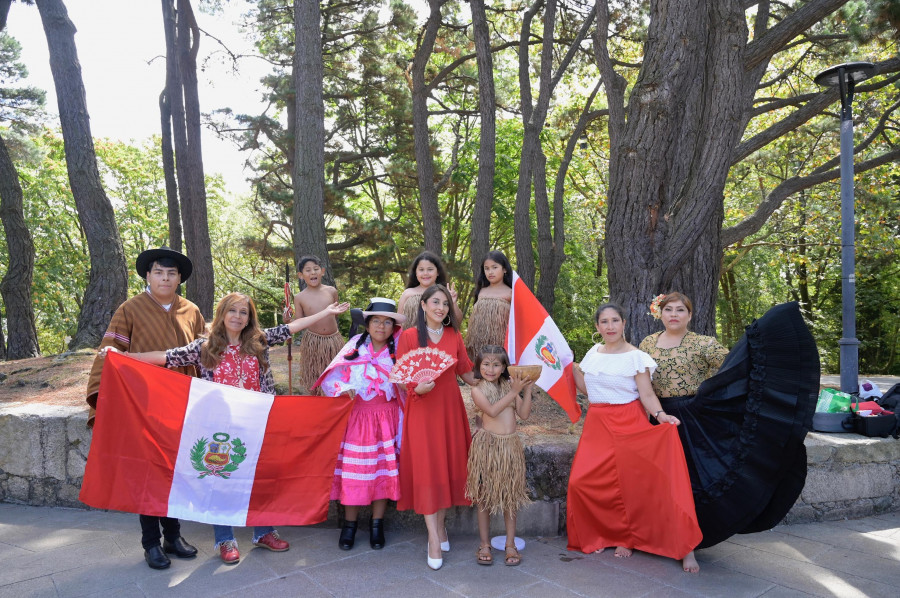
[
  {"xmin": 504, "ymin": 544, "xmax": 521, "ymax": 566},
  {"xmin": 476, "ymin": 543, "xmax": 493, "ymax": 565}
]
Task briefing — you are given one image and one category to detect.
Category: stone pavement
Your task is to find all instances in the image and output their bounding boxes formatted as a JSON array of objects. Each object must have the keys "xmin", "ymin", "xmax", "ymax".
[{"xmin": 1, "ymin": 503, "xmax": 898, "ymax": 598}]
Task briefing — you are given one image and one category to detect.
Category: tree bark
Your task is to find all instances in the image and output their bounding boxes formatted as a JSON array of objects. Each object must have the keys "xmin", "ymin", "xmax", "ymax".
[
  {"xmin": 35, "ymin": 0, "xmax": 128, "ymax": 350},
  {"xmin": 0, "ymin": 133, "xmax": 40, "ymax": 359},
  {"xmin": 292, "ymin": 0, "xmax": 334, "ymax": 283},
  {"xmin": 171, "ymin": 0, "xmax": 214, "ymax": 316},
  {"xmin": 409, "ymin": 0, "xmax": 447, "ymax": 255},
  {"xmin": 468, "ymin": 0, "xmax": 496, "ymax": 279},
  {"xmin": 601, "ymin": 0, "xmax": 763, "ymax": 341},
  {"xmin": 515, "ymin": 0, "xmax": 593, "ymax": 304},
  {"xmin": 597, "ymin": 0, "xmax": 864, "ymax": 342},
  {"xmin": 159, "ymin": 0, "xmax": 182, "ymax": 253}
]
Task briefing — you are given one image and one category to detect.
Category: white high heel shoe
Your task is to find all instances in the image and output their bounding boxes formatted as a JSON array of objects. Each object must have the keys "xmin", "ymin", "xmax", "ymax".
[
  {"xmin": 440, "ymin": 528, "xmax": 449, "ymax": 552},
  {"xmin": 427, "ymin": 539, "xmax": 443, "ymax": 570}
]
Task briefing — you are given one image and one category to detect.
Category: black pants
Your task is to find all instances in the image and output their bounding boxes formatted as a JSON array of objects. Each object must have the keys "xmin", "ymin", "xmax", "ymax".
[{"xmin": 140, "ymin": 514, "xmax": 182, "ymax": 549}]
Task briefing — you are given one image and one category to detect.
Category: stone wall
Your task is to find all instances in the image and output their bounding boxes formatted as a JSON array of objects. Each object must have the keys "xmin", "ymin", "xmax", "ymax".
[
  {"xmin": 2, "ymin": 405, "xmax": 898, "ymax": 536},
  {"xmin": 0, "ymin": 405, "xmax": 90, "ymax": 508}
]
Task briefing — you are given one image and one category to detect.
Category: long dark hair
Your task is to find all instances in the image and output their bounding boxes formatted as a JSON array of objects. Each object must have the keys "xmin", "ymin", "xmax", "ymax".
[
  {"xmin": 344, "ymin": 315, "xmax": 398, "ymax": 361},
  {"xmin": 473, "ymin": 250, "xmax": 513, "ymax": 300},
  {"xmin": 406, "ymin": 251, "xmax": 450, "ymax": 288},
  {"xmin": 473, "ymin": 345, "xmax": 511, "ymax": 380},
  {"xmin": 416, "ymin": 284, "xmax": 459, "ymax": 347}
]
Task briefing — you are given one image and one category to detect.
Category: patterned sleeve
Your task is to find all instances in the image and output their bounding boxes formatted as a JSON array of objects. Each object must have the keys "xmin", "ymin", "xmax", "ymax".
[
  {"xmin": 700, "ymin": 335, "xmax": 729, "ymax": 370},
  {"xmin": 165, "ymin": 338, "xmax": 205, "ymax": 368},
  {"xmin": 264, "ymin": 324, "xmax": 292, "ymax": 346}
]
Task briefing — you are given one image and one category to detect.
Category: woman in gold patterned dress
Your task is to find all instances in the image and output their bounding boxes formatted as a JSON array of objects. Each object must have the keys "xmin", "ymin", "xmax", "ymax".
[{"xmin": 639, "ymin": 293, "xmax": 819, "ymax": 549}]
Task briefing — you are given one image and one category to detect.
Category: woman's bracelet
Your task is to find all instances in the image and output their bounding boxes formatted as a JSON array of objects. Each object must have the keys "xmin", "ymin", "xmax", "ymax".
[{"xmin": 654, "ymin": 410, "xmax": 665, "ymax": 418}]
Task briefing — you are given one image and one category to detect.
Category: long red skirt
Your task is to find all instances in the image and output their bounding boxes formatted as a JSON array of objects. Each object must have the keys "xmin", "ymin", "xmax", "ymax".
[{"xmin": 566, "ymin": 401, "xmax": 702, "ymax": 559}]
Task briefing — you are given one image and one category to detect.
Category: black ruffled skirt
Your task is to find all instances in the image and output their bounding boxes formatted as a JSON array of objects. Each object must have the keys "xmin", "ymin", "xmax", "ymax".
[{"xmin": 658, "ymin": 302, "xmax": 819, "ymax": 549}]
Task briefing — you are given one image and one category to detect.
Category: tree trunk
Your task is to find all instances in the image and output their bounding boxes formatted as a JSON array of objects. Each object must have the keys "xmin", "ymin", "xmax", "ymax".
[
  {"xmin": 468, "ymin": 0, "xmax": 496, "ymax": 279},
  {"xmin": 515, "ymin": 0, "xmax": 593, "ymax": 303},
  {"xmin": 173, "ymin": 0, "xmax": 214, "ymax": 316},
  {"xmin": 35, "ymin": 0, "xmax": 128, "ymax": 350},
  {"xmin": 0, "ymin": 133, "xmax": 40, "ymax": 359},
  {"xmin": 292, "ymin": 0, "xmax": 334, "ymax": 283},
  {"xmin": 409, "ymin": 0, "xmax": 446, "ymax": 255},
  {"xmin": 598, "ymin": 0, "xmax": 852, "ymax": 342},
  {"xmin": 159, "ymin": 0, "xmax": 182, "ymax": 253},
  {"xmin": 603, "ymin": 0, "xmax": 755, "ymax": 342}
]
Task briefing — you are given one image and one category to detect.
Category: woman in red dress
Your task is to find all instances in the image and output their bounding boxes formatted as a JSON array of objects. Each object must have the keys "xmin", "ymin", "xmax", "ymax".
[
  {"xmin": 396, "ymin": 284, "xmax": 477, "ymax": 570},
  {"xmin": 567, "ymin": 303, "xmax": 702, "ymax": 573}
]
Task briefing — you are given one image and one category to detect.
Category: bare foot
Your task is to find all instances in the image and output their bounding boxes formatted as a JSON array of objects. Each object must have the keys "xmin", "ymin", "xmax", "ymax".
[
  {"xmin": 614, "ymin": 546, "xmax": 632, "ymax": 558},
  {"xmin": 682, "ymin": 551, "xmax": 700, "ymax": 573}
]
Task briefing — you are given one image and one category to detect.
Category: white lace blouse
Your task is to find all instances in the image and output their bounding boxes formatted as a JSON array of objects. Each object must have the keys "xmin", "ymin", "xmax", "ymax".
[{"xmin": 579, "ymin": 345, "xmax": 657, "ymax": 405}]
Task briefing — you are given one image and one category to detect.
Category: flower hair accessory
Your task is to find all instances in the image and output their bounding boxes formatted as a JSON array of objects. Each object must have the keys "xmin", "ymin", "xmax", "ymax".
[{"xmin": 649, "ymin": 294, "xmax": 666, "ymax": 320}]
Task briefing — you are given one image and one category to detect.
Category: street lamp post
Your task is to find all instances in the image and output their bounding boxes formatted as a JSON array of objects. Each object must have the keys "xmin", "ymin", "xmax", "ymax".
[{"xmin": 814, "ymin": 62, "xmax": 875, "ymax": 394}]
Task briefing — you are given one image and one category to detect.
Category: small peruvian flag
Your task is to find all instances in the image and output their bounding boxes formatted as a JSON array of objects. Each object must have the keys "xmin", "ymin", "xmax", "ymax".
[
  {"xmin": 80, "ymin": 351, "xmax": 352, "ymax": 526},
  {"xmin": 506, "ymin": 271, "xmax": 580, "ymax": 423}
]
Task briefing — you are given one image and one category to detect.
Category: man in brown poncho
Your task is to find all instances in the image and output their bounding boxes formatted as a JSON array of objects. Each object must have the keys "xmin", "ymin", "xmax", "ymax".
[{"xmin": 85, "ymin": 247, "xmax": 206, "ymax": 571}]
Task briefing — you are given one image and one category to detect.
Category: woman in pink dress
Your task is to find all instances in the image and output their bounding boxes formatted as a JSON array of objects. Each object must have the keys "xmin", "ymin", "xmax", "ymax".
[{"xmin": 315, "ymin": 298, "xmax": 405, "ymax": 551}]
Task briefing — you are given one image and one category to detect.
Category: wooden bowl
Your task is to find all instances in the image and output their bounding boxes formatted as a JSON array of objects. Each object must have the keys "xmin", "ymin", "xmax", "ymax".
[{"xmin": 508, "ymin": 365, "xmax": 542, "ymax": 383}]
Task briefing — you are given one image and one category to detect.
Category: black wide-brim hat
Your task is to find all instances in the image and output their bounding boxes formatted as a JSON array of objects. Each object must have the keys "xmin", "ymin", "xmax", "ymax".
[
  {"xmin": 349, "ymin": 297, "xmax": 405, "ymax": 334},
  {"xmin": 135, "ymin": 247, "xmax": 193, "ymax": 282}
]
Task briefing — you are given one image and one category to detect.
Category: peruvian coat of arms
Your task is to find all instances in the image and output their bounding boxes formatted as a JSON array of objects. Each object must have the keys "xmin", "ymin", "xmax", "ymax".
[
  {"xmin": 534, "ymin": 334, "xmax": 562, "ymax": 371},
  {"xmin": 190, "ymin": 432, "xmax": 247, "ymax": 479}
]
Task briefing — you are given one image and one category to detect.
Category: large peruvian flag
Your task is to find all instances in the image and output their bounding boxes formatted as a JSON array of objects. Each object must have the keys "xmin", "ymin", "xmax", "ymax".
[
  {"xmin": 80, "ymin": 351, "xmax": 352, "ymax": 526},
  {"xmin": 506, "ymin": 271, "xmax": 580, "ymax": 423}
]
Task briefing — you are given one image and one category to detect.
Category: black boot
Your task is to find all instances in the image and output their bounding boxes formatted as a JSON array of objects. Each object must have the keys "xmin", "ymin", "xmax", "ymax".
[
  {"xmin": 338, "ymin": 520, "xmax": 358, "ymax": 550},
  {"xmin": 370, "ymin": 518, "xmax": 385, "ymax": 550}
]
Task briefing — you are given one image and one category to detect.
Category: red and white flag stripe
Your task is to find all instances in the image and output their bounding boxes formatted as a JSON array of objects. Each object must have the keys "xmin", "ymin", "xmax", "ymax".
[
  {"xmin": 506, "ymin": 271, "xmax": 580, "ymax": 423},
  {"xmin": 80, "ymin": 351, "xmax": 352, "ymax": 526}
]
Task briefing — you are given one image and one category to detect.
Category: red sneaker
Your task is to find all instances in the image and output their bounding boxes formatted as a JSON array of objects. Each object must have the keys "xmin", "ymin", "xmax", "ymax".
[
  {"xmin": 253, "ymin": 531, "xmax": 290, "ymax": 552},
  {"xmin": 218, "ymin": 540, "xmax": 240, "ymax": 565}
]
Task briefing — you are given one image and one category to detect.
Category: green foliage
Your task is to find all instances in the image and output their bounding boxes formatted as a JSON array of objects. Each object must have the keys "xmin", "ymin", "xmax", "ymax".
[{"xmin": 0, "ymin": 31, "xmax": 46, "ymax": 130}]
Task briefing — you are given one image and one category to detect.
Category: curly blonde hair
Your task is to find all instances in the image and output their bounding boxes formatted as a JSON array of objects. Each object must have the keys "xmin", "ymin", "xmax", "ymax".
[{"xmin": 202, "ymin": 292, "xmax": 269, "ymax": 372}]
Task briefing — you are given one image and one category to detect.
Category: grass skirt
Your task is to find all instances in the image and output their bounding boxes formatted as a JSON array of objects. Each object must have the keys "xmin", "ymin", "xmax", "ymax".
[
  {"xmin": 466, "ymin": 429, "xmax": 530, "ymax": 516},
  {"xmin": 465, "ymin": 297, "xmax": 510, "ymax": 361},
  {"xmin": 298, "ymin": 330, "xmax": 345, "ymax": 394},
  {"xmin": 399, "ymin": 292, "xmax": 422, "ymax": 330}
]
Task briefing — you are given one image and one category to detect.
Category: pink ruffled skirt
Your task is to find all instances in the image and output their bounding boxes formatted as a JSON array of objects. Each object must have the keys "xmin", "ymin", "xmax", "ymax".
[{"xmin": 330, "ymin": 392, "xmax": 401, "ymax": 505}]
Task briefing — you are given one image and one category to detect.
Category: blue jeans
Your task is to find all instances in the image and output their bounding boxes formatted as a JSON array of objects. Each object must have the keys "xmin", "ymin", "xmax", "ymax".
[{"xmin": 213, "ymin": 525, "xmax": 275, "ymax": 547}]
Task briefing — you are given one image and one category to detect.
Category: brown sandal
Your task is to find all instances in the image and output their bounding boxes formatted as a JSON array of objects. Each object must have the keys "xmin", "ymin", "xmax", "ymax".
[
  {"xmin": 476, "ymin": 543, "xmax": 493, "ymax": 565},
  {"xmin": 504, "ymin": 544, "xmax": 521, "ymax": 566}
]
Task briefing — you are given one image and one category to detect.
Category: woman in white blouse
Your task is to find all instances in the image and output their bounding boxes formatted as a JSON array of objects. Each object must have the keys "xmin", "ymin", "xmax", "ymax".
[{"xmin": 565, "ymin": 303, "xmax": 702, "ymax": 573}]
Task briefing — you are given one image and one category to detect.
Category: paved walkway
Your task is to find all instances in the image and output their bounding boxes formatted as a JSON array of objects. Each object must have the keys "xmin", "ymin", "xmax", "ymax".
[{"xmin": 1, "ymin": 504, "xmax": 898, "ymax": 597}]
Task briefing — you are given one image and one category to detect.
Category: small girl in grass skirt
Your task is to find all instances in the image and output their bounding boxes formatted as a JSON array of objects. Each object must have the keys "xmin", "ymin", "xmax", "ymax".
[{"xmin": 466, "ymin": 345, "xmax": 533, "ymax": 567}]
